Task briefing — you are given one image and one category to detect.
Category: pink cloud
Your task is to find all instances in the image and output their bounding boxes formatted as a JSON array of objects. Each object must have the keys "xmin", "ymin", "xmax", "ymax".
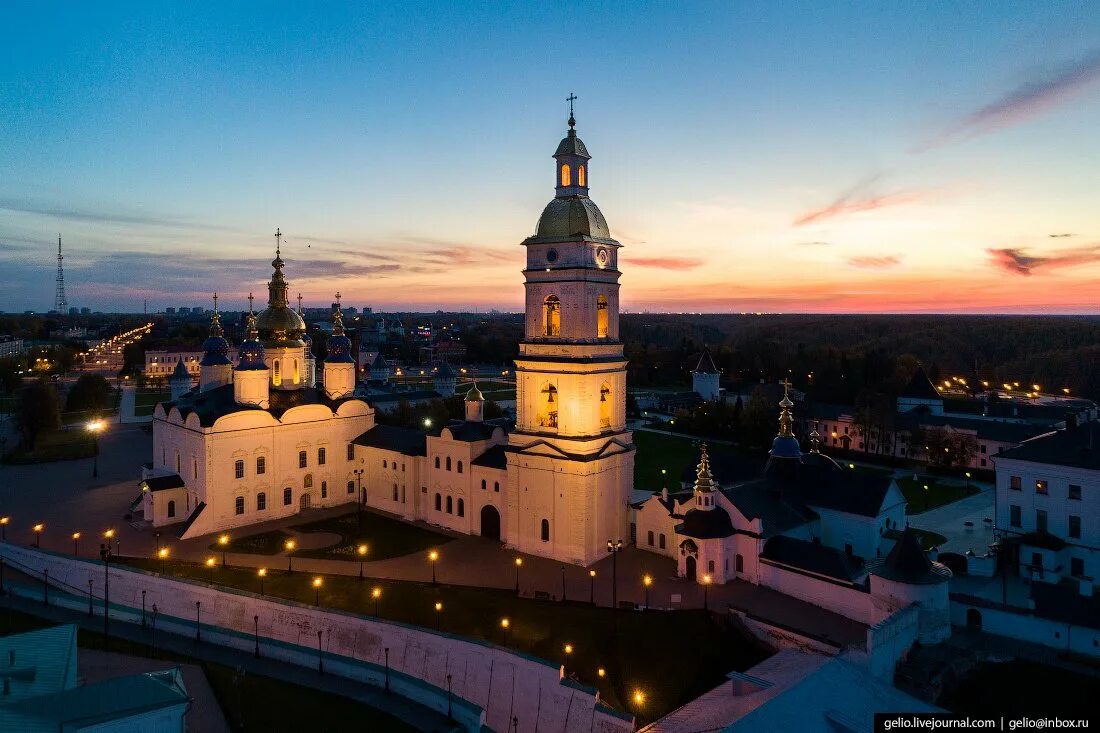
[
  {"xmin": 628, "ymin": 256, "xmax": 705, "ymax": 270},
  {"xmin": 847, "ymin": 255, "xmax": 902, "ymax": 269},
  {"xmin": 987, "ymin": 244, "xmax": 1100, "ymax": 275}
]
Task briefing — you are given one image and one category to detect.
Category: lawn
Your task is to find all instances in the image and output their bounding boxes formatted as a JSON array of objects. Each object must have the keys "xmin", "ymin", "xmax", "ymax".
[
  {"xmin": 134, "ymin": 391, "xmax": 169, "ymax": 417},
  {"xmin": 897, "ymin": 475, "xmax": 980, "ymax": 514},
  {"xmin": 633, "ymin": 431, "xmax": 760, "ymax": 494},
  {"xmin": 2, "ymin": 428, "xmax": 97, "ymax": 464},
  {"xmin": 208, "ymin": 529, "xmax": 290, "ymax": 555},
  {"xmin": 118, "ymin": 557, "xmax": 771, "ymax": 724},
  {"xmin": 1, "ymin": 609, "xmax": 416, "ymax": 732},
  {"xmin": 291, "ymin": 510, "xmax": 452, "ymax": 561}
]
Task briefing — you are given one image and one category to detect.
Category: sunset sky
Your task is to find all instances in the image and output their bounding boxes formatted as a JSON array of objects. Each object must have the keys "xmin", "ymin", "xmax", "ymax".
[{"xmin": 2, "ymin": 2, "xmax": 1100, "ymax": 314}]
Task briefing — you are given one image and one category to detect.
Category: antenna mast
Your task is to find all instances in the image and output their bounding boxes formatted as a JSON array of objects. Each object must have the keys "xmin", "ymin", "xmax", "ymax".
[{"xmin": 54, "ymin": 235, "xmax": 68, "ymax": 312}]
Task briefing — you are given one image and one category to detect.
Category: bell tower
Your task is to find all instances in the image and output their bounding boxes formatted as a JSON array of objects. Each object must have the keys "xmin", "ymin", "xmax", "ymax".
[{"xmin": 505, "ymin": 99, "xmax": 634, "ymax": 567}]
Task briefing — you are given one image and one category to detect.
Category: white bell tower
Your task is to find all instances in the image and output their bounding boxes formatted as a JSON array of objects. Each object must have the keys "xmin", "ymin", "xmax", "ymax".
[{"xmin": 506, "ymin": 99, "xmax": 634, "ymax": 567}]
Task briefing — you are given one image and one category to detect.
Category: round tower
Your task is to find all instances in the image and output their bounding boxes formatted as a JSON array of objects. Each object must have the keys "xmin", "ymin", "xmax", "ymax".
[
  {"xmin": 323, "ymin": 294, "xmax": 356, "ymax": 400},
  {"xmin": 435, "ymin": 361, "xmax": 456, "ymax": 397},
  {"xmin": 234, "ymin": 297, "xmax": 270, "ymax": 408},
  {"xmin": 169, "ymin": 356, "xmax": 192, "ymax": 401},
  {"xmin": 691, "ymin": 348, "xmax": 721, "ymax": 401},
  {"xmin": 464, "ymin": 382, "xmax": 485, "ymax": 422},
  {"xmin": 199, "ymin": 293, "xmax": 233, "ymax": 392},
  {"xmin": 870, "ymin": 527, "xmax": 952, "ymax": 644}
]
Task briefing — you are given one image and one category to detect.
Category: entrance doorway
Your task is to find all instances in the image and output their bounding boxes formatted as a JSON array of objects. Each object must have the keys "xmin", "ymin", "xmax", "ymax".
[
  {"xmin": 300, "ymin": 493, "xmax": 311, "ymax": 511},
  {"xmin": 685, "ymin": 555, "xmax": 697, "ymax": 582},
  {"xmin": 966, "ymin": 608, "xmax": 982, "ymax": 630},
  {"xmin": 480, "ymin": 505, "xmax": 501, "ymax": 541}
]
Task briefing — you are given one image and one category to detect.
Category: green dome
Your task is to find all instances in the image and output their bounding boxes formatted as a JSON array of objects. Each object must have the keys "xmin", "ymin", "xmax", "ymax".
[{"xmin": 535, "ymin": 196, "xmax": 610, "ymax": 239}]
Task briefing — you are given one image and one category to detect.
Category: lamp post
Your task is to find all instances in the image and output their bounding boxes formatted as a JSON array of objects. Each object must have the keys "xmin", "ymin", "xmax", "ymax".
[
  {"xmin": 357, "ymin": 544, "xmax": 368, "ymax": 580},
  {"xmin": 157, "ymin": 547, "xmax": 169, "ymax": 574},
  {"xmin": 87, "ymin": 419, "xmax": 105, "ymax": 478},
  {"xmin": 218, "ymin": 534, "xmax": 230, "ymax": 566},
  {"xmin": 446, "ymin": 673, "xmax": 453, "ymax": 721},
  {"xmin": 371, "ymin": 586, "xmax": 382, "ymax": 617},
  {"xmin": 0, "ymin": 516, "xmax": 8, "ymax": 541},
  {"xmin": 354, "ymin": 468, "xmax": 365, "ymax": 526},
  {"xmin": 254, "ymin": 615, "xmax": 260, "ymax": 658},
  {"xmin": 606, "ymin": 539, "xmax": 623, "ymax": 608},
  {"xmin": 384, "ymin": 647, "xmax": 390, "ymax": 692},
  {"xmin": 87, "ymin": 579, "xmax": 93, "ymax": 616},
  {"xmin": 141, "ymin": 589, "xmax": 147, "ymax": 628},
  {"xmin": 150, "ymin": 604, "xmax": 158, "ymax": 658},
  {"xmin": 205, "ymin": 556, "xmax": 216, "ymax": 582},
  {"xmin": 434, "ymin": 601, "xmax": 443, "ymax": 631},
  {"xmin": 514, "ymin": 557, "xmax": 523, "ymax": 594},
  {"xmin": 702, "ymin": 573, "xmax": 712, "ymax": 611},
  {"xmin": 285, "ymin": 539, "xmax": 296, "ymax": 574},
  {"xmin": 589, "ymin": 569, "xmax": 596, "ymax": 604},
  {"xmin": 317, "ymin": 630, "xmax": 324, "ymax": 674},
  {"xmin": 33, "ymin": 523, "xmax": 43, "ymax": 548},
  {"xmin": 195, "ymin": 601, "xmax": 201, "ymax": 642},
  {"xmin": 42, "ymin": 568, "xmax": 49, "ymax": 606},
  {"xmin": 72, "ymin": 532, "xmax": 80, "ymax": 556},
  {"xmin": 563, "ymin": 642, "xmax": 573, "ymax": 673},
  {"xmin": 257, "ymin": 567, "xmax": 266, "ymax": 596},
  {"xmin": 500, "ymin": 617, "xmax": 510, "ymax": 646},
  {"xmin": 104, "ymin": 528, "xmax": 116, "ymax": 558},
  {"xmin": 313, "ymin": 576, "xmax": 323, "ymax": 605},
  {"xmin": 643, "ymin": 574, "xmax": 652, "ymax": 610},
  {"xmin": 429, "ymin": 549, "xmax": 439, "ymax": 585},
  {"xmin": 560, "ymin": 565, "xmax": 567, "ymax": 602},
  {"xmin": 99, "ymin": 539, "xmax": 112, "ymax": 641}
]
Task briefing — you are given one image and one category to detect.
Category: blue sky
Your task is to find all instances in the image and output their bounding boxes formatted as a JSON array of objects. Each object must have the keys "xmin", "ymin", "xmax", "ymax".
[{"xmin": 2, "ymin": 2, "xmax": 1100, "ymax": 313}]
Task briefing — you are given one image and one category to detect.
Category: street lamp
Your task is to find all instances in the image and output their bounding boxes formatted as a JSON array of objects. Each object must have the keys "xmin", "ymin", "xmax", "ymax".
[
  {"xmin": 702, "ymin": 573, "xmax": 712, "ymax": 610},
  {"xmin": 632, "ymin": 689, "xmax": 646, "ymax": 711},
  {"xmin": 643, "ymin": 574, "xmax": 653, "ymax": 610},
  {"xmin": 104, "ymin": 528, "xmax": 117, "ymax": 556},
  {"xmin": 357, "ymin": 544, "xmax": 368, "ymax": 580},
  {"xmin": 560, "ymin": 565, "xmax": 567, "ymax": 601},
  {"xmin": 353, "ymin": 468, "xmax": 365, "ymax": 526},
  {"xmin": 606, "ymin": 539, "xmax": 623, "ymax": 608},
  {"xmin": 86, "ymin": 419, "xmax": 105, "ymax": 478},
  {"xmin": 257, "ymin": 567, "xmax": 267, "ymax": 596},
  {"xmin": 157, "ymin": 547, "xmax": 169, "ymax": 574},
  {"xmin": 371, "ymin": 586, "xmax": 382, "ymax": 616},
  {"xmin": 589, "ymin": 569, "xmax": 596, "ymax": 604},
  {"xmin": 514, "ymin": 557, "xmax": 523, "ymax": 594},
  {"xmin": 0, "ymin": 516, "xmax": 8, "ymax": 541},
  {"xmin": 99, "ymin": 540, "xmax": 112, "ymax": 641},
  {"xmin": 32, "ymin": 523, "xmax": 43, "ymax": 548},
  {"xmin": 429, "ymin": 549, "xmax": 440, "ymax": 584},
  {"xmin": 500, "ymin": 617, "xmax": 510, "ymax": 645},
  {"xmin": 218, "ymin": 534, "xmax": 230, "ymax": 566},
  {"xmin": 434, "ymin": 601, "xmax": 443, "ymax": 631},
  {"xmin": 312, "ymin": 576, "xmax": 323, "ymax": 605},
  {"xmin": 597, "ymin": 667, "xmax": 606, "ymax": 679},
  {"xmin": 72, "ymin": 532, "xmax": 81, "ymax": 556},
  {"xmin": 285, "ymin": 539, "xmax": 296, "ymax": 574},
  {"xmin": 205, "ymin": 556, "xmax": 216, "ymax": 582}
]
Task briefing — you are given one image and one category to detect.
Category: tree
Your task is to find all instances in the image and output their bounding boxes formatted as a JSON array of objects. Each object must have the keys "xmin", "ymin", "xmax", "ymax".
[
  {"xmin": 739, "ymin": 386, "xmax": 776, "ymax": 449},
  {"xmin": 66, "ymin": 374, "xmax": 112, "ymax": 414},
  {"xmin": 15, "ymin": 380, "xmax": 61, "ymax": 451}
]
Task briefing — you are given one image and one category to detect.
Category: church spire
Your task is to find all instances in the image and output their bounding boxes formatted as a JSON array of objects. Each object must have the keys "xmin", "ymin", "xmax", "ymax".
[
  {"xmin": 693, "ymin": 443, "xmax": 717, "ymax": 511},
  {"xmin": 554, "ymin": 93, "xmax": 591, "ymax": 198},
  {"xmin": 332, "ymin": 291, "xmax": 345, "ymax": 336},
  {"xmin": 267, "ymin": 228, "xmax": 290, "ymax": 309},
  {"xmin": 778, "ymin": 379, "xmax": 794, "ymax": 438},
  {"xmin": 246, "ymin": 292, "xmax": 258, "ymax": 339},
  {"xmin": 209, "ymin": 292, "xmax": 224, "ymax": 337}
]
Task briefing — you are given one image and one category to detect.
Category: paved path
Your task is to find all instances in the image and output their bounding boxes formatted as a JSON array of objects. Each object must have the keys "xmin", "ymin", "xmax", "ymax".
[
  {"xmin": 0, "ymin": 587, "xmax": 454, "ymax": 732},
  {"xmin": 908, "ymin": 487, "xmax": 996, "ymax": 556}
]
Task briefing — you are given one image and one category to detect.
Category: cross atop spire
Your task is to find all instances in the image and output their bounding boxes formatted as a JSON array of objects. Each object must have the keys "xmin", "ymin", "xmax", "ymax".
[
  {"xmin": 778, "ymin": 379, "xmax": 795, "ymax": 438},
  {"xmin": 275, "ymin": 228, "xmax": 282, "ymax": 257},
  {"xmin": 297, "ymin": 292, "xmax": 303, "ymax": 314},
  {"xmin": 567, "ymin": 92, "xmax": 577, "ymax": 129},
  {"xmin": 334, "ymin": 291, "xmax": 342, "ymax": 307},
  {"xmin": 212, "ymin": 292, "xmax": 219, "ymax": 315},
  {"xmin": 332, "ymin": 292, "xmax": 345, "ymax": 336},
  {"xmin": 247, "ymin": 292, "xmax": 254, "ymax": 313}
]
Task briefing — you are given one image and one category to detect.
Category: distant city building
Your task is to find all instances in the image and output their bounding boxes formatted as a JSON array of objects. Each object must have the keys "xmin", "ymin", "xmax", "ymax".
[
  {"xmin": 145, "ymin": 349, "xmax": 238, "ymax": 378},
  {"xmin": 80, "ymin": 307, "xmax": 91, "ymax": 315},
  {"xmin": 68, "ymin": 306, "xmax": 78, "ymax": 315},
  {"xmin": 165, "ymin": 307, "xmax": 176, "ymax": 315},
  {"xmin": 0, "ymin": 336, "xmax": 26, "ymax": 359}
]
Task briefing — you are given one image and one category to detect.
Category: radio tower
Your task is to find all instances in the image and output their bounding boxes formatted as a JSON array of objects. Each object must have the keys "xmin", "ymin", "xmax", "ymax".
[{"xmin": 54, "ymin": 235, "xmax": 68, "ymax": 313}]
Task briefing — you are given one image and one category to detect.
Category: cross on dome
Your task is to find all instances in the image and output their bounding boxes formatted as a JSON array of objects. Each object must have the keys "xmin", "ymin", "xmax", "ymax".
[{"xmin": 567, "ymin": 92, "xmax": 577, "ymax": 128}]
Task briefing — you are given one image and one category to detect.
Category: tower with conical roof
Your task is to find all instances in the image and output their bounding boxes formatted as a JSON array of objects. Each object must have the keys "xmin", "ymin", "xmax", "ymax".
[
  {"xmin": 434, "ymin": 361, "xmax": 456, "ymax": 397},
  {"xmin": 234, "ymin": 294, "xmax": 270, "ymax": 408},
  {"xmin": 323, "ymin": 293, "xmax": 356, "ymax": 400},
  {"xmin": 692, "ymin": 348, "xmax": 721, "ymax": 401},
  {"xmin": 199, "ymin": 293, "xmax": 233, "ymax": 392},
  {"xmin": 507, "ymin": 98, "xmax": 634, "ymax": 566},
  {"xmin": 169, "ymin": 356, "xmax": 193, "ymax": 401}
]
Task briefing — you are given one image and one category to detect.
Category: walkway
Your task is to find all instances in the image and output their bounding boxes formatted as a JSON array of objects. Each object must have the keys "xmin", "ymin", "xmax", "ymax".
[{"xmin": 908, "ymin": 487, "xmax": 996, "ymax": 556}]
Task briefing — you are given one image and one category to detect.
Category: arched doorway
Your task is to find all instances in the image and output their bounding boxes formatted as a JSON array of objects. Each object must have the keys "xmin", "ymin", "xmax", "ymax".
[
  {"xmin": 966, "ymin": 608, "xmax": 982, "ymax": 630},
  {"xmin": 299, "ymin": 493, "xmax": 311, "ymax": 511},
  {"xmin": 685, "ymin": 555, "xmax": 697, "ymax": 582},
  {"xmin": 480, "ymin": 505, "xmax": 501, "ymax": 541}
]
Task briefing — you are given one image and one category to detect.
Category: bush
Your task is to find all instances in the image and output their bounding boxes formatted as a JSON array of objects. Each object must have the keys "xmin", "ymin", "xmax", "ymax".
[{"xmin": 66, "ymin": 373, "xmax": 112, "ymax": 414}]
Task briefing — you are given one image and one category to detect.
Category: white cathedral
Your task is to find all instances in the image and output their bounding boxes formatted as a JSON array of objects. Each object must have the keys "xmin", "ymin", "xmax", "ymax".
[{"xmin": 143, "ymin": 112, "xmax": 634, "ymax": 566}]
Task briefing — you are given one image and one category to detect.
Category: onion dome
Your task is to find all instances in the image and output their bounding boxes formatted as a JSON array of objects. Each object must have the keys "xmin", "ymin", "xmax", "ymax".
[
  {"xmin": 236, "ymin": 298, "xmax": 267, "ymax": 371},
  {"xmin": 325, "ymin": 295, "xmax": 354, "ymax": 363},
  {"xmin": 770, "ymin": 380, "xmax": 802, "ymax": 459},
  {"xmin": 200, "ymin": 294, "xmax": 232, "ymax": 366},
  {"xmin": 465, "ymin": 382, "xmax": 484, "ymax": 402},
  {"xmin": 255, "ymin": 229, "xmax": 306, "ymax": 344}
]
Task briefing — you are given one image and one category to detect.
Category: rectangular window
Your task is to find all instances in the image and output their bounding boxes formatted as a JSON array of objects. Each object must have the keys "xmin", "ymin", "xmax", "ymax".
[
  {"xmin": 1071, "ymin": 557, "xmax": 1084, "ymax": 577},
  {"xmin": 298, "ymin": 451, "xmax": 307, "ymax": 469},
  {"xmin": 1035, "ymin": 480, "xmax": 1048, "ymax": 495},
  {"xmin": 234, "ymin": 460, "xmax": 244, "ymax": 479},
  {"xmin": 1068, "ymin": 515, "xmax": 1081, "ymax": 539},
  {"xmin": 1010, "ymin": 505, "xmax": 1021, "ymax": 527},
  {"xmin": 318, "ymin": 447, "xmax": 326, "ymax": 465},
  {"xmin": 980, "ymin": 445, "xmax": 987, "ymax": 454},
  {"xmin": 647, "ymin": 531, "xmax": 654, "ymax": 547},
  {"xmin": 347, "ymin": 444, "xmax": 355, "ymax": 461},
  {"xmin": 256, "ymin": 456, "xmax": 266, "ymax": 475},
  {"xmin": 283, "ymin": 488, "xmax": 292, "ymax": 506},
  {"xmin": 659, "ymin": 534, "xmax": 666, "ymax": 550},
  {"xmin": 235, "ymin": 496, "xmax": 245, "ymax": 515},
  {"xmin": 1069, "ymin": 484, "xmax": 1082, "ymax": 500},
  {"xmin": 1009, "ymin": 476, "xmax": 1022, "ymax": 491},
  {"xmin": 1036, "ymin": 509, "xmax": 1048, "ymax": 533},
  {"xmin": 1031, "ymin": 552, "xmax": 1043, "ymax": 570}
]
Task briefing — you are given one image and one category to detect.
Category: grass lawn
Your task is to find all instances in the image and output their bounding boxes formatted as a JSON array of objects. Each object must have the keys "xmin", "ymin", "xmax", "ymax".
[
  {"xmin": 134, "ymin": 391, "xmax": 169, "ymax": 417},
  {"xmin": 1, "ymin": 609, "xmax": 416, "ymax": 732},
  {"xmin": 291, "ymin": 510, "xmax": 452, "ymax": 561},
  {"xmin": 117, "ymin": 557, "xmax": 770, "ymax": 724},
  {"xmin": 898, "ymin": 476, "xmax": 980, "ymax": 514},
  {"xmin": 633, "ymin": 431, "xmax": 761, "ymax": 494},
  {"xmin": 208, "ymin": 529, "xmax": 290, "ymax": 556},
  {"xmin": 2, "ymin": 429, "xmax": 97, "ymax": 464}
]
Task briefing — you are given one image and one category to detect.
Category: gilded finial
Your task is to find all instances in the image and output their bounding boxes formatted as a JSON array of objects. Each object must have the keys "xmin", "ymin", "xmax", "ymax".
[
  {"xmin": 778, "ymin": 379, "xmax": 794, "ymax": 438},
  {"xmin": 809, "ymin": 421, "xmax": 821, "ymax": 453},
  {"xmin": 275, "ymin": 227, "xmax": 282, "ymax": 258},
  {"xmin": 209, "ymin": 292, "xmax": 223, "ymax": 337},
  {"xmin": 693, "ymin": 442, "xmax": 716, "ymax": 494},
  {"xmin": 246, "ymin": 292, "xmax": 258, "ymax": 339},
  {"xmin": 332, "ymin": 292, "xmax": 345, "ymax": 336},
  {"xmin": 566, "ymin": 92, "xmax": 577, "ymax": 130},
  {"xmin": 297, "ymin": 292, "xmax": 303, "ymax": 314}
]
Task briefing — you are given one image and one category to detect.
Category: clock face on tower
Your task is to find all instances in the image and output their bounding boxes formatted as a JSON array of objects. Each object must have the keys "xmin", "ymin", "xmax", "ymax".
[
  {"xmin": 595, "ymin": 247, "xmax": 609, "ymax": 268},
  {"xmin": 546, "ymin": 248, "xmax": 558, "ymax": 263}
]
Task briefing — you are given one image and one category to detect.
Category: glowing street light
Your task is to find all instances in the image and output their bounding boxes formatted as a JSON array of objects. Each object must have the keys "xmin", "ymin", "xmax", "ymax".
[
  {"xmin": 434, "ymin": 600, "xmax": 443, "ymax": 631},
  {"xmin": 33, "ymin": 523, "xmax": 44, "ymax": 548},
  {"xmin": 597, "ymin": 667, "xmax": 606, "ymax": 679},
  {"xmin": 312, "ymin": 576, "xmax": 323, "ymax": 605},
  {"xmin": 71, "ymin": 532, "xmax": 81, "ymax": 556},
  {"xmin": 589, "ymin": 569, "xmax": 596, "ymax": 604},
  {"xmin": 257, "ymin": 567, "xmax": 267, "ymax": 596},
  {"xmin": 428, "ymin": 549, "xmax": 440, "ymax": 584},
  {"xmin": 204, "ymin": 556, "xmax": 216, "ymax": 582},
  {"xmin": 357, "ymin": 544, "xmax": 368, "ymax": 580},
  {"xmin": 642, "ymin": 574, "xmax": 653, "ymax": 610},
  {"xmin": 86, "ymin": 419, "xmax": 106, "ymax": 478},
  {"xmin": 632, "ymin": 689, "xmax": 646, "ymax": 709},
  {"xmin": 500, "ymin": 617, "xmax": 510, "ymax": 645},
  {"xmin": 285, "ymin": 539, "xmax": 296, "ymax": 574},
  {"xmin": 702, "ymin": 573, "xmax": 712, "ymax": 610},
  {"xmin": 514, "ymin": 556, "xmax": 523, "ymax": 594},
  {"xmin": 0, "ymin": 516, "xmax": 9, "ymax": 541},
  {"xmin": 157, "ymin": 547, "xmax": 169, "ymax": 574},
  {"xmin": 218, "ymin": 533, "xmax": 230, "ymax": 566},
  {"xmin": 371, "ymin": 586, "xmax": 382, "ymax": 616}
]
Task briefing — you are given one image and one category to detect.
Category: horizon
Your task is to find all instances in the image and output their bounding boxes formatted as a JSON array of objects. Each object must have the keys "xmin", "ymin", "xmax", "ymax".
[{"xmin": 2, "ymin": 3, "xmax": 1100, "ymax": 314}]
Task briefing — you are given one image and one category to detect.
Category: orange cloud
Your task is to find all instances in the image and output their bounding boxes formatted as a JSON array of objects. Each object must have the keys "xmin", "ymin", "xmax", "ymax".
[
  {"xmin": 987, "ymin": 245, "xmax": 1100, "ymax": 276},
  {"xmin": 847, "ymin": 255, "xmax": 901, "ymax": 269},
  {"xmin": 628, "ymin": 256, "xmax": 705, "ymax": 270}
]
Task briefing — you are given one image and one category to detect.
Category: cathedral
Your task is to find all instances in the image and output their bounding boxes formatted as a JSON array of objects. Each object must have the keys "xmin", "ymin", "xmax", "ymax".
[{"xmin": 143, "ymin": 111, "xmax": 634, "ymax": 566}]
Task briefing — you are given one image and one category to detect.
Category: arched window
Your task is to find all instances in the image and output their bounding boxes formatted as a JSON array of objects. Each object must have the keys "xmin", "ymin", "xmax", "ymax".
[
  {"xmin": 235, "ymin": 496, "xmax": 245, "ymax": 515},
  {"xmin": 457, "ymin": 498, "xmax": 465, "ymax": 517},
  {"xmin": 167, "ymin": 500, "xmax": 176, "ymax": 519},
  {"xmin": 435, "ymin": 457, "xmax": 440, "ymax": 469},
  {"xmin": 304, "ymin": 473, "xmax": 314, "ymax": 489},
  {"xmin": 318, "ymin": 447, "xmax": 326, "ymax": 465},
  {"xmin": 543, "ymin": 296, "xmax": 561, "ymax": 337},
  {"xmin": 457, "ymin": 461, "xmax": 463, "ymax": 474},
  {"xmin": 434, "ymin": 493, "xmax": 442, "ymax": 511},
  {"xmin": 321, "ymin": 481, "xmax": 328, "ymax": 499},
  {"xmin": 383, "ymin": 459, "xmax": 388, "ymax": 468},
  {"xmin": 540, "ymin": 519, "xmax": 550, "ymax": 542},
  {"xmin": 560, "ymin": 163, "xmax": 571, "ymax": 187},
  {"xmin": 176, "ymin": 453, "xmax": 181, "ymax": 473},
  {"xmin": 494, "ymin": 481, "xmax": 500, "ymax": 493},
  {"xmin": 578, "ymin": 165, "xmax": 586, "ymax": 187},
  {"xmin": 446, "ymin": 457, "xmax": 452, "ymax": 471},
  {"xmin": 392, "ymin": 483, "xmax": 398, "ymax": 501},
  {"xmin": 283, "ymin": 487, "xmax": 292, "ymax": 506},
  {"xmin": 273, "ymin": 360, "xmax": 282, "ymax": 386},
  {"xmin": 596, "ymin": 295, "xmax": 609, "ymax": 338},
  {"xmin": 539, "ymin": 384, "xmax": 559, "ymax": 429},
  {"xmin": 481, "ymin": 479, "xmax": 487, "ymax": 491},
  {"xmin": 600, "ymin": 383, "xmax": 612, "ymax": 428},
  {"xmin": 446, "ymin": 496, "xmax": 453, "ymax": 514},
  {"xmin": 647, "ymin": 531, "xmax": 654, "ymax": 546},
  {"xmin": 257, "ymin": 493, "xmax": 267, "ymax": 511},
  {"xmin": 234, "ymin": 460, "xmax": 244, "ymax": 479}
]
